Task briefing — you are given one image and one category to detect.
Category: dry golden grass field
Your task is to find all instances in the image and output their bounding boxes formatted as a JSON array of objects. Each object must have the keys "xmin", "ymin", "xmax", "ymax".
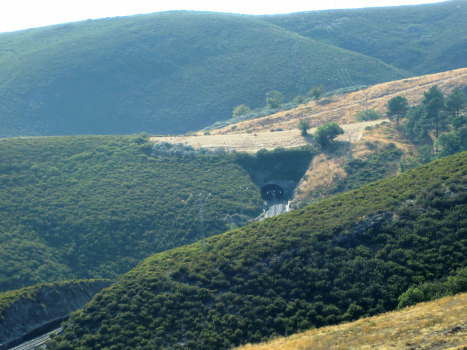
[
  {"xmin": 150, "ymin": 68, "xmax": 467, "ymax": 205},
  {"xmin": 211, "ymin": 67, "xmax": 467, "ymax": 136},
  {"xmin": 151, "ymin": 68, "xmax": 467, "ymax": 154},
  {"xmin": 151, "ymin": 119, "xmax": 385, "ymax": 153},
  {"xmin": 236, "ymin": 293, "xmax": 467, "ymax": 350}
]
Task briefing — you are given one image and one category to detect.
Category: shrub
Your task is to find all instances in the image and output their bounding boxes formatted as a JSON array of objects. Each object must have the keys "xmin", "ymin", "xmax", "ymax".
[
  {"xmin": 308, "ymin": 86, "xmax": 325, "ymax": 101},
  {"xmin": 297, "ymin": 120, "xmax": 310, "ymax": 136},
  {"xmin": 266, "ymin": 91, "xmax": 283, "ymax": 109},
  {"xmin": 293, "ymin": 96, "xmax": 305, "ymax": 104},
  {"xmin": 397, "ymin": 267, "xmax": 467, "ymax": 309},
  {"xmin": 233, "ymin": 105, "xmax": 251, "ymax": 117},
  {"xmin": 356, "ymin": 109, "xmax": 383, "ymax": 122},
  {"xmin": 313, "ymin": 122, "xmax": 344, "ymax": 146}
]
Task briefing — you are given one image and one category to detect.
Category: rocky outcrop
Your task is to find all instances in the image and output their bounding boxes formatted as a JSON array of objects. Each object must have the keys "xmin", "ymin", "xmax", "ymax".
[{"xmin": 0, "ymin": 279, "xmax": 111, "ymax": 345}]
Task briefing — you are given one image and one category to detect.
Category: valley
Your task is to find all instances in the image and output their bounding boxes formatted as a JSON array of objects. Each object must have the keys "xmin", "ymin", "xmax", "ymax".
[{"xmin": 0, "ymin": 2, "xmax": 467, "ymax": 349}]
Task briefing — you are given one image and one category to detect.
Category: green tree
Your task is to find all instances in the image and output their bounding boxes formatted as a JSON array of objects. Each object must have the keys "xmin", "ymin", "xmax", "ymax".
[
  {"xmin": 386, "ymin": 95, "xmax": 409, "ymax": 125},
  {"xmin": 435, "ymin": 132, "xmax": 461, "ymax": 158},
  {"xmin": 451, "ymin": 115, "xmax": 467, "ymax": 130},
  {"xmin": 308, "ymin": 86, "xmax": 325, "ymax": 101},
  {"xmin": 266, "ymin": 91, "xmax": 283, "ymax": 109},
  {"xmin": 232, "ymin": 105, "xmax": 251, "ymax": 117},
  {"xmin": 404, "ymin": 105, "xmax": 431, "ymax": 145},
  {"xmin": 422, "ymin": 85, "xmax": 446, "ymax": 141},
  {"xmin": 293, "ymin": 95, "xmax": 304, "ymax": 104},
  {"xmin": 297, "ymin": 120, "xmax": 310, "ymax": 136},
  {"xmin": 356, "ymin": 109, "xmax": 382, "ymax": 122},
  {"xmin": 445, "ymin": 87, "xmax": 467, "ymax": 118},
  {"xmin": 313, "ymin": 122, "xmax": 344, "ymax": 147},
  {"xmin": 418, "ymin": 145, "xmax": 434, "ymax": 164}
]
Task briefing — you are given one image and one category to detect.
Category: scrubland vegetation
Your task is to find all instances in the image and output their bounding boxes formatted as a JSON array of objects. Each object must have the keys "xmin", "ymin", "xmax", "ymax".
[
  {"xmin": 0, "ymin": 134, "xmax": 267, "ymax": 292},
  {"xmin": 47, "ymin": 151, "xmax": 467, "ymax": 350},
  {"xmin": 2, "ymin": 2, "xmax": 467, "ymax": 349}
]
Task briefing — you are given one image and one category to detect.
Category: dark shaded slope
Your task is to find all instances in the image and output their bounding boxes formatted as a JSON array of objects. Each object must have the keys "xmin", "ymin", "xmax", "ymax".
[
  {"xmin": 0, "ymin": 12, "xmax": 405, "ymax": 137},
  {"xmin": 264, "ymin": 1, "xmax": 467, "ymax": 74},
  {"xmin": 0, "ymin": 280, "xmax": 111, "ymax": 345},
  {"xmin": 53, "ymin": 152, "xmax": 467, "ymax": 350}
]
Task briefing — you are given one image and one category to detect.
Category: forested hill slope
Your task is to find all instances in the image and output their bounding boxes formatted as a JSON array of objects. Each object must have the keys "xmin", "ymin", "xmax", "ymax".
[
  {"xmin": 0, "ymin": 134, "xmax": 278, "ymax": 292},
  {"xmin": 264, "ymin": 0, "xmax": 467, "ymax": 75},
  {"xmin": 52, "ymin": 151, "xmax": 467, "ymax": 350},
  {"xmin": 0, "ymin": 11, "xmax": 405, "ymax": 137}
]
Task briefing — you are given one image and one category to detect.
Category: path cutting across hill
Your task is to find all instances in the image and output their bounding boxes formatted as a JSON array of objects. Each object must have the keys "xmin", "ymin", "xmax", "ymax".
[{"xmin": 150, "ymin": 119, "xmax": 385, "ymax": 153}]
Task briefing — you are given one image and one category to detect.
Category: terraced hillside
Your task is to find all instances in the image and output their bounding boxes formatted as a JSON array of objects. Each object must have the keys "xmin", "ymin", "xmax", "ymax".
[
  {"xmin": 49, "ymin": 151, "xmax": 467, "ymax": 350},
  {"xmin": 0, "ymin": 12, "xmax": 404, "ymax": 137}
]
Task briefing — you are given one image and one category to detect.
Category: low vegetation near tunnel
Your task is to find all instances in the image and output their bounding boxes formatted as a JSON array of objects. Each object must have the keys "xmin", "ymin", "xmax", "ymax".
[
  {"xmin": 0, "ymin": 135, "xmax": 317, "ymax": 293},
  {"xmin": 50, "ymin": 151, "xmax": 467, "ymax": 350}
]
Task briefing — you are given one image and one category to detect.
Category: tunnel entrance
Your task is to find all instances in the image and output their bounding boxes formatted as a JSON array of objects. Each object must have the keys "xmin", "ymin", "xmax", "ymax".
[{"xmin": 261, "ymin": 183, "xmax": 285, "ymax": 202}]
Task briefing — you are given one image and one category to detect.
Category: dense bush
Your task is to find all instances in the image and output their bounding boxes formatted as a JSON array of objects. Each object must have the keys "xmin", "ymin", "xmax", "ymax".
[
  {"xmin": 397, "ymin": 267, "xmax": 467, "ymax": 309},
  {"xmin": 313, "ymin": 122, "xmax": 345, "ymax": 147},
  {"xmin": 53, "ymin": 151, "xmax": 467, "ymax": 350},
  {"xmin": 356, "ymin": 109, "xmax": 383, "ymax": 122}
]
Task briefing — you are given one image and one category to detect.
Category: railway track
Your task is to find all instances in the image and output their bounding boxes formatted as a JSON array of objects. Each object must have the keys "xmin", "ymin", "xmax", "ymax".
[{"xmin": 9, "ymin": 328, "xmax": 62, "ymax": 350}]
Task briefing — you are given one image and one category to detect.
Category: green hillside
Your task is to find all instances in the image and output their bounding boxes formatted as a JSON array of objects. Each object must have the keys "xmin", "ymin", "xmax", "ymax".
[
  {"xmin": 264, "ymin": 0, "xmax": 467, "ymax": 75},
  {"xmin": 50, "ymin": 151, "xmax": 467, "ymax": 350},
  {"xmin": 0, "ymin": 135, "xmax": 274, "ymax": 292},
  {"xmin": 0, "ymin": 135, "xmax": 317, "ymax": 293},
  {"xmin": 0, "ymin": 12, "xmax": 405, "ymax": 137}
]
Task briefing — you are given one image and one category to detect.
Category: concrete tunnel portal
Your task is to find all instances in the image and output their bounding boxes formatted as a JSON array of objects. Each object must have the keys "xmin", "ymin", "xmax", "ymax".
[{"xmin": 261, "ymin": 183, "xmax": 286, "ymax": 202}]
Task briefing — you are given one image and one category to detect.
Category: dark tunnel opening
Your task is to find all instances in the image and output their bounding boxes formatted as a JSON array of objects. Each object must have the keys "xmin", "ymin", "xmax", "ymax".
[{"xmin": 261, "ymin": 184, "xmax": 285, "ymax": 202}]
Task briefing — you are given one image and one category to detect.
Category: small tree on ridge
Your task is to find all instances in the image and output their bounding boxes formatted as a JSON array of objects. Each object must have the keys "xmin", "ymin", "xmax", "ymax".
[
  {"xmin": 313, "ymin": 122, "xmax": 344, "ymax": 147},
  {"xmin": 308, "ymin": 86, "xmax": 325, "ymax": 101},
  {"xmin": 297, "ymin": 120, "xmax": 310, "ymax": 136},
  {"xmin": 387, "ymin": 95, "xmax": 409, "ymax": 125}
]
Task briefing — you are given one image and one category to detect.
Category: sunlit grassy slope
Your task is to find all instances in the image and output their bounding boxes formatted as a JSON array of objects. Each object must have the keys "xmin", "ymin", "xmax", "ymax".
[
  {"xmin": 0, "ymin": 12, "xmax": 406, "ymax": 137},
  {"xmin": 51, "ymin": 151, "xmax": 467, "ymax": 350},
  {"xmin": 264, "ymin": 0, "xmax": 467, "ymax": 75},
  {"xmin": 236, "ymin": 292, "xmax": 467, "ymax": 350}
]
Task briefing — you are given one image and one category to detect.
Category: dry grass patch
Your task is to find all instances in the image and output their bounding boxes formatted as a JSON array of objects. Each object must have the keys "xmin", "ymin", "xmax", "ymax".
[
  {"xmin": 236, "ymin": 293, "xmax": 467, "ymax": 350},
  {"xmin": 151, "ymin": 120, "xmax": 384, "ymax": 154},
  {"xmin": 294, "ymin": 154, "xmax": 347, "ymax": 202},
  {"xmin": 361, "ymin": 122, "xmax": 418, "ymax": 156},
  {"xmin": 210, "ymin": 68, "xmax": 467, "ymax": 135}
]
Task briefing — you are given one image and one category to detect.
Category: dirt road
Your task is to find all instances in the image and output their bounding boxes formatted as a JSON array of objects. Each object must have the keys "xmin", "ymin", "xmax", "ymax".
[{"xmin": 150, "ymin": 119, "xmax": 386, "ymax": 153}]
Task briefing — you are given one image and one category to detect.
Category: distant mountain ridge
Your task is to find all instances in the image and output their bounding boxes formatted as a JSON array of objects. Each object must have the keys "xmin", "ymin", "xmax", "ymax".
[
  {"xmin": 263, "ymin": 0, "xmax": 467, "ymax": 74},
  {"xmin": 0, "ymin": 2, "xmax": 466, "ymax": 137},
  {"xmin": 0, "ymin": 11, "xmax": 404, "ymax": 137}
]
